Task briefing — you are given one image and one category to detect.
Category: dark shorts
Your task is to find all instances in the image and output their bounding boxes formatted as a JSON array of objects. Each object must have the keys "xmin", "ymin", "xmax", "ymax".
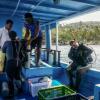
[
  {"xmin": 6, "ymin": 59, "xmax": 21, "ymax": 80},
  {"xmin": 31, "ymin": 37, "xmax": 42, "ymax": 49}
]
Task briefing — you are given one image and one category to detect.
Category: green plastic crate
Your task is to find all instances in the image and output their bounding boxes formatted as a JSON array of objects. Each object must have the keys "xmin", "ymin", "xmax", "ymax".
[{"xmin": 38, "ymin": 85, "xmax": 76, "ymax": 100}]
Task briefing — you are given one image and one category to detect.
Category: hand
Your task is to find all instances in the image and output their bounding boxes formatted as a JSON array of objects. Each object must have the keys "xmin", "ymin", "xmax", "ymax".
[
  {"xmin": 0, "ymin": 71, "xmax": 3, "ymax": 74},
  {"xmin": 67, "ymin": 61, "xmax": 73, "ymax": 70}
]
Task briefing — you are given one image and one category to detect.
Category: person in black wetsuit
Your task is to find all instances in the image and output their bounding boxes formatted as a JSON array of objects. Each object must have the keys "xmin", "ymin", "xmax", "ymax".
[
  {"xmin": 68, "ymin": 40, "xmax": 93, "ymax": 90},
  {"xmin": 2, "ymin": 31, "xmax": 21, "ymax": 98}
]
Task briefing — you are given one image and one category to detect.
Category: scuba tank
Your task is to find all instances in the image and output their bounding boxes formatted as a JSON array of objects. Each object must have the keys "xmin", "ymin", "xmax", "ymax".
[
  {"xmin": 25, "ymin": 46, "xmax": 31, "ymax": 68},
  {"xmin": 26, "ymin": 52, "xmax": 31, "ymax": 68},
  {"xmin": 1, "ymin": 82, "xmax": 9, "ymax": 97},
  {"xmin": 48, "ymin": 51, "xmax": 53, "ymax": 65}
]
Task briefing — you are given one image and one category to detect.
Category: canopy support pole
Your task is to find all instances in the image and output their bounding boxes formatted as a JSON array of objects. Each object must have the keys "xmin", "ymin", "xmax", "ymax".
[
  {"xmin": 56, "ymin": 22, "xmax": 58, "ymax": 51},
  {"xmin": 45, "ymin": 24, "xmax": 52, "ymax": 62},
  {"xmin": 45, "ymin": 24, "xmax": 51, "ymax": 49}
]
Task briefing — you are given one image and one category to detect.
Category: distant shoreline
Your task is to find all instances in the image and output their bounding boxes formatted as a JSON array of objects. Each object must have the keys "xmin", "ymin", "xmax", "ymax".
[
  {"xmin": 43, "ymin": 43, "xmax": 100, "ymax": 46},
  {"xmin": 51, "ymin": 42, "xmax": 100, "ymax": 45}
]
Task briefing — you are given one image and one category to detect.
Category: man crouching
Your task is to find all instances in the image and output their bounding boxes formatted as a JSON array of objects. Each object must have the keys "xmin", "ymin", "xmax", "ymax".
[{"xmin": 68, "ymin": 40, "xmax": 93, "ymax": 91}]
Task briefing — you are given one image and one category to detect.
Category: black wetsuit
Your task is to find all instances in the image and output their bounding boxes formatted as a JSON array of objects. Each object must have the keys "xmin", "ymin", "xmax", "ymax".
[
  {"xmin": 68, "ymin": 44, "xmax": 93, "ymax": 89},
  {"xmin": 68, "ymin": 43, "xmax": 93, "ymax": 70},
  {"xmin": 2, "ymin": 41, "xmax": 21, "ymax": 96}
]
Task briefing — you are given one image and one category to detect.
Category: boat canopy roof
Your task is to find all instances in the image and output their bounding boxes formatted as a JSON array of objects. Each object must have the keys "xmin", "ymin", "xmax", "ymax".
[
  {"xmin": 0, "ymin": 0, "xmax": 100, "ymax": 36},
  {"xmin": 0, "ymin": 0, "xmax": 100, "ymax": 24}
]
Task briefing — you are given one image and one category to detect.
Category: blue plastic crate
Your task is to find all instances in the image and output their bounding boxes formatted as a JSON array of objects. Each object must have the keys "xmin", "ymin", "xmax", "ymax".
[{"xmin": 38, "ymin": 85, "xmax": 76, "ymax": 100}]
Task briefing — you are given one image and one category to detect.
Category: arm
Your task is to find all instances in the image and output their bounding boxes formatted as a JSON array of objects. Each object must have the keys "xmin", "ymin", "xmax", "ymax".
[
  {"xmin": 0, "ymin": 29, "xmax": 2, "ymax": 48},
  {"xmin": 68, "ymin": 48, "xmax": 74, "ymax": 61},
  {"xmin": 22, "ymin": 26, "xmax": 31, "ymax": 48},
  {"xmin": 33, "ymin": 21, "xmax": 39, "ymax": 39},
  {"xmin": 2, "ymin": 42, "xmax": 7, "ymax": 53},
  {"xmin": 22, "ymin": 26, "xmax": 30, "ymax": 40}
]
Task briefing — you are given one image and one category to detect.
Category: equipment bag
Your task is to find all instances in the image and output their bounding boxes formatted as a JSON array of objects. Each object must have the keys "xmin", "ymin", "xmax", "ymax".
[{"xmin": 0, "ymin": 50, "xmax": 5, "ymax": 72}]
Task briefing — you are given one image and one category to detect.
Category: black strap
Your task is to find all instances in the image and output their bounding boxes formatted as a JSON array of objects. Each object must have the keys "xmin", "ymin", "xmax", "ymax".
[{"xmin": 12, "ymin": 41, "xmax": 20, "ymax": 66}]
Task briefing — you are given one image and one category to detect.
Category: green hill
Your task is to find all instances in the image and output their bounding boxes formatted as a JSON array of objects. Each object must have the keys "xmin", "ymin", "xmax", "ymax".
[{"xmin": 51, "ymin": 21, "xmax": 100, "ymax": 45}]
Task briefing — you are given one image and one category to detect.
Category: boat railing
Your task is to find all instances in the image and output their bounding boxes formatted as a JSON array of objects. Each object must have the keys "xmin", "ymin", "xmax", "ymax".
[{"xmin": 41, "ymin": 48, "xmax": 61, "ymax": 66}]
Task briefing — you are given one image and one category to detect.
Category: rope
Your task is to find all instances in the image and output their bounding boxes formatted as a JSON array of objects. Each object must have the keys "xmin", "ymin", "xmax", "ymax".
[
  {"xmin": 11, "ymin": 0, "xmax": 21, "ymax": 17},
  {"xmin": 30, "ymin": 0, "xmax": 45, "ymax": 12}
]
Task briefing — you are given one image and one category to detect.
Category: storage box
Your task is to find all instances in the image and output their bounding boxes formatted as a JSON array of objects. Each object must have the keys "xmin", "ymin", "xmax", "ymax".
[
  {"xmin": 28, "ymin": 77, "xmax": 52, "ymax": 97},
  {"xmin": 38, "ymin": 85, "xmax": 76, "ymax": 100}
]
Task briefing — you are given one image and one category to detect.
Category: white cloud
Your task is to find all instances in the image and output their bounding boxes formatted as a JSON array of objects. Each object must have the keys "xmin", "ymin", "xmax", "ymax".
[{"xmin": 59, "ymin": 10, "xmax": 100, "ymax": 25}]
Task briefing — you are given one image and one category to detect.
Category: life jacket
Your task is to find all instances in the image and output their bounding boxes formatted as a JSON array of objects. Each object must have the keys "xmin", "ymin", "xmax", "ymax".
[{"xmin": 22, "ymin": 21, "xmax": 40, "ymax": 49}]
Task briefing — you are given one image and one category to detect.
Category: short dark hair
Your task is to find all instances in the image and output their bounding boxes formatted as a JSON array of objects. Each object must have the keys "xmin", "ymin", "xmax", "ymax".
[
  {"xmin": 69, "ymin": 40, "xmax": 75, "ymax": 46},
  {"xmin": 6, "ymin": 19, "xmax": 13, "ymax": 25},
  {"xmin": 24, "ymin": 13, "xmax": 33, "ymax": 18},
  {"xmin": 9, "ymin": 31, "xmax": 17, "ymax": 40}
]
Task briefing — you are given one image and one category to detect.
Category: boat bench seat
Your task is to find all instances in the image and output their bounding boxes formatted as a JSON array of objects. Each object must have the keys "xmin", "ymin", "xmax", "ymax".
[{"xmin": 79, "ymin": 69, "xmax": 100, "ymax": 97}]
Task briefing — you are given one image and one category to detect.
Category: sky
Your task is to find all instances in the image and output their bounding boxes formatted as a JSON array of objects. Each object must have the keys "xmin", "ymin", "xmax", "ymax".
[{"xmin": 59, "ymin": 9, "xmax": 100, "ymax": 25}]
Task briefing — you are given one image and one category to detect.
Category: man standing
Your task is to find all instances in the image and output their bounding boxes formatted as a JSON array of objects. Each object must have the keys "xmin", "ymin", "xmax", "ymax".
[
  {"xmin": 0, "ymin": 19, "xmax": 13, "ymax": 49},
  {"xmin": 2, "ymin": 31, "xmax": 21, "ymax": 98},
  {"xmin": 22, "ymin": 13, "xmax": 42, "ymax": 66},
  {"xmin": 0, "ymin": 20, "xmax": 13, "ymax": 98},
  {"xmin": 0, "ymin": 19, "xmax": 13, "ymax": 72}
]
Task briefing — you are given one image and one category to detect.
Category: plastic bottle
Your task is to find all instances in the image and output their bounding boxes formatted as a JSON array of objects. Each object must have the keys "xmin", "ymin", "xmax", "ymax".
[
  {"xmin": 26, "ymin": 52, "xmax": 31, "ymax": 68},
  {"xmin": 49, "ymin": 53, "xmax": 53, "ymax": 65}
]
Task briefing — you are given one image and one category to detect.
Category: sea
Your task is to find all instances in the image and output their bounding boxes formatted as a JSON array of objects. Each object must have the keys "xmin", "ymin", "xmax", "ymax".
[{"xmin": 50, "ymin": 45, "xmax": 100, "ymax": 70}]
